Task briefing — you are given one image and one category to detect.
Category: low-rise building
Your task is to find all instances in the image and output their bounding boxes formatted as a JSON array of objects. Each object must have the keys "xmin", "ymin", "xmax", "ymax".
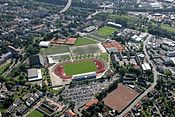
[
  {"xmin": 39, "ymin": 41, "xmax": 51, "ymax": 47},
  {"xmin": 107, "ymin": 22, "xmax": 122, "ymax": 28},
  {"xmin": 27, "ymin": 69, "xmax": 42, "ymax": 82},
  {"xmin": 83, "ymin": 26, "xmax": 97, "ymax": 33},
  {"xmin": 65, "ymin": 110, "xmax": 77, "ymax": 117},
  {"xmin": 28, "ymin": 54, "xmax": 44, "ymax": 67},
  {"xmin": 0, "ymin": 52, "xmax": 12, "ymax": 65},
  {"xmin": 141, "ymin": 63, "xmax": 151, "ymax": 71},
  {"xmin": 83, "ymin": 99, "xmax": 99, "ymax": 110}
]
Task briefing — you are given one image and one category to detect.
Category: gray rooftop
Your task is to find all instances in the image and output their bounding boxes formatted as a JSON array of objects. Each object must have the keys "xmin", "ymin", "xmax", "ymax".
[{"xmin": 27, "ymin": 69, "xmax": 38, "ymax": 78}]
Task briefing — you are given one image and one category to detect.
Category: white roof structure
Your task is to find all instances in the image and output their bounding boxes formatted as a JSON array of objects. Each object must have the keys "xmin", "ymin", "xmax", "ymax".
[
  {"xmin": 163, "ymin": 40, "xmax": 175, "ymax": 47},
  {"xmin": 132, "ymin": 35, "xmax": 138, "ymax": 40},
  {"xmin": 165, "ymin": 0, "xmax": 174, "ymax": 3},
  {"xmin": 47, "ymin": 55, "xmax": 59, "ymax": 64},
  {"xmin": 138, "ymin": 53, "xmax": 145, "ymax": 58},
  {"xmin": 135, "ymin": 37, "xmax": 142, "ymax": 42},
  {"xmin": 150, "ymin": 2, "xmax": 162, "ymax": 8},
  {"xmin": 28, "ymin": 69, "xmax": 42, "ymax": 82},
  {"xmin": 154, "ymin": 13, "xmax": 162, "ymax": 16},
  {"xmin": 39, "ymin": 41, "xmax": 51, "ymax": 47},
  {"xmin": 139, "ymin": 33, "xmax": 148, "ymax": 38},
  {"xmin": 141, "ymin": 63, "xmax": 151, "ymax": 71},
  {"xmin": 107, "ymin": 22, "xmax": 122, "ymax": 28},
  {"xmin": 170, "ymin": 57, "xmax": 175, "ymax": 64}
]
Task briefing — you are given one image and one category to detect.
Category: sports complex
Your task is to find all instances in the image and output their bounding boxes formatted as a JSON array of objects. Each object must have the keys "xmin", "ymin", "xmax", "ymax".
[
  {"xmin": 53, "ymin": 58, "xmax": 106, "ymax": 82},
  {"xmin": 41, "ymin": 26, "xmax": 119, "ymax": 86}
]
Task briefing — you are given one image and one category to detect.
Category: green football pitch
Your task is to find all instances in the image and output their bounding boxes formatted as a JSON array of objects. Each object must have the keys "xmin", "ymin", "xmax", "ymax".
[
  {"xmin": 96, "ymin": 26, "xmax": 117, "ymax": 36},
  {"xmin": 27, "ymin": 110, "xmax": 44, "ymax": 117},
  {"xmin": 63, "ymin": 60, "xmax": 97, "ymax": 76}
]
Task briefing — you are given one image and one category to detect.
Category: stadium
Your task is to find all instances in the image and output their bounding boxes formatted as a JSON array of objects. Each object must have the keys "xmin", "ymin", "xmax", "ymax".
[{"xmin": 53, "ymin": 58, "xmax": 106, "ymax": 82}]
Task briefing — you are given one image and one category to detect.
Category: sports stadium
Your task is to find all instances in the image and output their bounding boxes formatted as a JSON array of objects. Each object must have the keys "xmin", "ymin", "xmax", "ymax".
[{"xmin": 53, "ymin": 58, "xmax": 106, "ymax": 82}]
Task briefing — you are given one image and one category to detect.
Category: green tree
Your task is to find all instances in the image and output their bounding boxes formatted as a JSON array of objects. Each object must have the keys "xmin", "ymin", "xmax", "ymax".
[
  {"xmin": 164, "ymin": 69, "xmax": 172, "ymax": 77},
  {"xmin": 119, "ymin": 66, "xmax": 126, "ymax": 77}
]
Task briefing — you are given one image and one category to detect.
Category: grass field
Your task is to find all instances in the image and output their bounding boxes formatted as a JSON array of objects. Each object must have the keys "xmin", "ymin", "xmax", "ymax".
[
  {"xmin": 40, "ymin": 45, "xmax": 70, "ymax": 55},
  {"xmin": 27, "ymin": 110, "xmax": 44, "ymax": 117},
  {"xmin": 75, "ymin": 37, "xmax": 97, "ymax": 46},
  {"xmin": 63, "ymin": 61, "xmax": 96, "ymax": 76},
  {"xmin": 70, "ymin": 44, "xmax": 104, "ymax": 56},
  {"xmin": 161, "ymin": 24, "xmax": 175, "ymax": 33},
  {"xmin": 96, "ymin": 26, "xmax": 117, "ymax": 36},
  {"xmin": 0, "ymin": 62, "xmax": 10, "ymax": 75}
]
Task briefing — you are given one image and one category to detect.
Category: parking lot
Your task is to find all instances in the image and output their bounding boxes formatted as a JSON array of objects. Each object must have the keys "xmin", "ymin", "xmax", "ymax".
[{"xmin": 61, "ymin": 79, "xmax": 113, "ymax": 108}]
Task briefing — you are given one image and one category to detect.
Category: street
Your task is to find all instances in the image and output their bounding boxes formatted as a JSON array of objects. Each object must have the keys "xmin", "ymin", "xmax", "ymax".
[{"xmin": 119, "ymin": 35, "xmax": 158, "ymax": 117}]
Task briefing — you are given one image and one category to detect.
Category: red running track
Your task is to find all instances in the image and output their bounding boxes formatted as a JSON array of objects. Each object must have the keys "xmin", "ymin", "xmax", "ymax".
[{"xmin": 54, "ymin": 59, "xmax": 106, "ymax": 80}]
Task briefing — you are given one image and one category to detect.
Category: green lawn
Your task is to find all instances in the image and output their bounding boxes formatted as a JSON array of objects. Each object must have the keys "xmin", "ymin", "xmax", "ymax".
[
  {"xmin": 40, "ymin": 45, "xmax": 70, "ymax": 55},
  {"xmin": 75, "ymin": 37, "xmax": 97, "ymax": 46},
  {"xmin": 27, "ymin": 110, "xmax": 44, "ymax": 117},
  {"xmin": 63, "ymin": 61, "xmax": 96, "ymax": 76},
  {"xmin": 161, "ymin": 24, "xmax": 175, "ymax": 33},
  {"xmin": 0, "ymin": 62, "xmax": 10, "ymax": 75},
  {"xmin": 96, "ymin": 26, "xmax": 117, "ymax": 36}
]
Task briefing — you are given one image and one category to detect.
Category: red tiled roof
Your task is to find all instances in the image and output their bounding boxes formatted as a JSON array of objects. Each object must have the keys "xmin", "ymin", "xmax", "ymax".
[
  {"xmin": 66, "ymin": 38, "xmax": 77, "ymax": 45},
  {"xmin": 84, "ymin": 99, "xmax": 98, "ymax": 110},
  {"xmin": 66, "ymin": 110, "xmax": 76, "ymax": 117},
  {"xmin": 103, "ymin": 40, "xmax": 125, "ymax": 52}
]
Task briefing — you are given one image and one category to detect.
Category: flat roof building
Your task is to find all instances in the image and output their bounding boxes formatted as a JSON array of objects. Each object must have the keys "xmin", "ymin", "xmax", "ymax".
[
  {"xmin": 107, "ymin": 22, "xmax": 122, "ymax": 28},
  {"xmin": 39, "ymin": 41, "xmax": 51, "ymax": 47},
  {"xmin": 0, "ymin": 52, "xmax": 12, "ymax": 65},
  {"xmin": 141, "ymin": 63, "xmax": 151, "ymax": 71},
  {"xmin": 150, "ymin": 2, "xmax": 162, "ymax": 9},
  {"xmin": 28, "ymin": 54, "xmax": 44, "ymax": 66},
  {"xmin": 65, "ymin": 109, "xmax": 77, "ymax": 117},
  {"xmin": 27, "ymin": 69, "xmax": 42, "ymax": 82},
  {"xmin": 83, "ymin": 26, "xmax": 97, "ymax": 33}
]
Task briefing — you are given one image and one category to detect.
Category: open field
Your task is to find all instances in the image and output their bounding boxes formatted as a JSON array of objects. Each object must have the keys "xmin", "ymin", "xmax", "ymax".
[
  {"xmin": 87, "ymin": 35, "xmax": 106, "ymax": 42},
  {"xmin": 75, "ymin": 37, "xmax": 97, "ymax": 46},
  {"xmin": 96, "ymin": 26, "xmax": 117, "ymax": 37},
  {"xmin": 27, "ymin": 110, "xmax": 44, "ymax": 117},
  {"xmin": 70, "ymin": 44, "xmax": 106, "ymax": 56},
  {"xmin": 161, "ymin": 24, "xmax": 175, "ymax": 33},
  {"xmin": 63, "ymin": 60, "xmax": 96, "ymax": 76},
  {"xmin": 40, "ymin": 45, "xmax": 70, "ymax": 55}
]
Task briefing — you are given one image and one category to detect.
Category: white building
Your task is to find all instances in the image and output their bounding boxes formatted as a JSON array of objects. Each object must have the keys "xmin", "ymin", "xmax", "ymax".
[
  {"xmin": 150, "ymin": 2, "xmax": 162, "ymax": 9},
  {"xmin": 107, "ymin": 22, "xmax": 122, "ymax": 28},
  {"xmin": 167, "ymin": 51, "xmax": 175, "ymax": 57},
  {"xmin": 141, "ymin": 63, "xmax": 151, "ymax": 71},
  {"xmin": 39, "ymin": 41, "xmax": 51, "ymax": 47},
  {"xmin": 27, "ymin": 69, "xmax": 42, "ymax": 82}
]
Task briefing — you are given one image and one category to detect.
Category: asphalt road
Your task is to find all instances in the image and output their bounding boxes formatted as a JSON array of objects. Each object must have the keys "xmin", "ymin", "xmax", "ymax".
[
  {"xmin": 118, "ymin": 35, "xmax": 158, "ymax": 117},
  {"xmin": 60, "ymin": 0, "xmax": 72, "ymax": 13}
]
